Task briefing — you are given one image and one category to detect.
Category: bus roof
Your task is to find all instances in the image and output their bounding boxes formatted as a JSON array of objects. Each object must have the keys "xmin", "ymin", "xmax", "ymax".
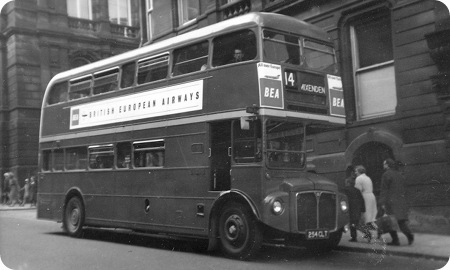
[{"xmin": 47, "ymin": 12, "xmax": 331, "ymax": 86}]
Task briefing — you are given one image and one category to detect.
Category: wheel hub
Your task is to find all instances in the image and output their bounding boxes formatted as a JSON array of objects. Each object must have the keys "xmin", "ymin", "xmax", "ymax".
[
  {"xmin": 225, "ymin": 214, "xmax": 244, "ymax": 242},
  {"xmin": 70, "ymin": 208, "xmax": 80, "ymax": 226}
]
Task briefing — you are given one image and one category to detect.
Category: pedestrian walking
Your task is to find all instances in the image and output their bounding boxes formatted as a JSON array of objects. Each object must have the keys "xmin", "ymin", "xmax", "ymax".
[
  {"xmin": 354, "ymin": 165, "xmax": 378, "ymax": 242},
  {"xmin": 343, "ymin": 165, "xmax": 365, "ymax": 242},
  {"xmin": 379, "ymin": 158, "xmax": 414, "ymax": 246},
  {"xmin": 5, "ymin": 172, "xmax": 20, "ymax": 206},
  {"xmin": 20, "ymin": 178, "xmax": 30, "ymax": 206},
  {"xmin": 2, "ymin": 175, "xmax": 10, "ymax": 204},
  {"xmin": 29, "ymin": 175, "xmax": 37, "ymax": 207}
]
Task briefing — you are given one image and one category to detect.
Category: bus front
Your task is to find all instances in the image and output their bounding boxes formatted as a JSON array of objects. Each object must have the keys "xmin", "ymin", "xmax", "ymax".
[{"xmin": 249, "ymin": 27, "xmax": 348, "ymax": 250}]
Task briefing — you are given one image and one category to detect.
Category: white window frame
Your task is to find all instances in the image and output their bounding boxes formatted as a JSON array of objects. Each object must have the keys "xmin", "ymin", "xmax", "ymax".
[
  {"xmin": 67, "ymin": 0, "xmax": 92, "ymax": 20},
  {"xmin": 178, "ymin": 0, "xmax": 199, "ymax": 26},
  {"xmin": 146, "ymin": 0, "xmax": 153, "ymax": 40},
  {"xmin": 109, "ymin": 0, "xmax": 132, "ymax": 26},
  {"xmin": 350, "ymin": 21, "xmax": 397, "ymax": 120}
]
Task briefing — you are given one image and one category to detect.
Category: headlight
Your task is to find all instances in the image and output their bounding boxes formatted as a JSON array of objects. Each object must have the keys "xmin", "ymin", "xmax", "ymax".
[
  {"xmin": 340, "ymin": 200, "xmax": 348, "ymax": 212},
  {"xmin": 272, "ymin": 200, "xmax": 284, "ymax": 215}
]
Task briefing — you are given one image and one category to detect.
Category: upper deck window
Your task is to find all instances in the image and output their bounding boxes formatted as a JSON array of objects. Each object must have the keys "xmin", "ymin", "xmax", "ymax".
[
  {"xmin": 138, "ymin": 55, "xmax": 169, "ymax": 84},
  {"xmin": 263, "ymin": 30, "xmax": 300, "ymax": 65},
  {"xmin": 302, "ymin": 39, "xmax": 336, "ymax": 72},
  {"xmin": 212, "ymin": 30, "xmax": 256, "ymax": 67},
  {"xmin": 93, "ymin": 68, "xmax": 119, "ymax": 95},
  {"xmin": 173, "ymin": 42, "xmax": 208, "ymax": 76},
  {"xmin": 120, "ymin": 62, "xmax": 136, "ymax": 88},
  {"xmin": 263, "ymin": 30, "xmax": 337, "ymax": 72},
  {"xmin": 69, "ymin": 76, "xmax": 92, "ymax": 100},
  {"xmin": 47, "ymin": 82, "xmax": 68, "ymax": 105}
]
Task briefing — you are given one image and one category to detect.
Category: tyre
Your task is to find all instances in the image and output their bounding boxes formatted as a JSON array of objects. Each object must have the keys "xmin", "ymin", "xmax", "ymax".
[
  {"xmin": 218, "ymin": 202, "xmax": 262, "ymax": 260},
  {"xmin": 63, "ymin": 196, "xmax": 85, "ymax": 238}
]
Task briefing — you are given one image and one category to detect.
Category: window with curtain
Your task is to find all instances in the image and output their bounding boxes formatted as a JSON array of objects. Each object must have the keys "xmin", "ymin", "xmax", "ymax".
[
  {"xmin": 350, "ymin": 10, "xmax": 397, "ymax": 120},
  {"xmin": 67, "ymin": 0, "xmax": 92, "ymax": 19}
]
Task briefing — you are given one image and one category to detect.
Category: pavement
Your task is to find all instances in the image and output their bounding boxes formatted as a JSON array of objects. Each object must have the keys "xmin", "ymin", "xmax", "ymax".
[{"xmin": 1, "ymin": 204, "xmax": 449, "ymax": 262}]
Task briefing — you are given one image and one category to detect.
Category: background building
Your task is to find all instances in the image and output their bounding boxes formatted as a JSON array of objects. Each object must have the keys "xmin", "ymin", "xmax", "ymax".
[
  {"xmin": 1, "ymin": 0, "xmax": 449, "ymax": 234},
  {"xmin": 139, "ymin": 0, "xmax": 450, "ymax": 234},
  {"xmin": 0, "ymin": 0, "xmax": 140, "ymax": 184}
]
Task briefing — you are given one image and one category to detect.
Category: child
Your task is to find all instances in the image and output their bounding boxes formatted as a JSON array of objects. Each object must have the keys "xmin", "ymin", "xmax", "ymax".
[{"xmin": 20, "ymin": 178, "xmax": 30, "ymax": 206}]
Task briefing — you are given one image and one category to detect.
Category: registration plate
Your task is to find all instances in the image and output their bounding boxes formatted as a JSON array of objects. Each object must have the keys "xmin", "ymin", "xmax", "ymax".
[{"xmin": 306, "ymin": 230, "xmax": 329, "ymax": 240}]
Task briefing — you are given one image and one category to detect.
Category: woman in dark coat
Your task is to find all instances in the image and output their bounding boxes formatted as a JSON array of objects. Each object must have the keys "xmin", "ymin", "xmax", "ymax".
[
  {"xmin": 343, "ymin": 165, "xmax": 365, "ymax": 242},
  {"xmin": 379, "ymin": 159, "xmax": 414, "ymax": 246}
]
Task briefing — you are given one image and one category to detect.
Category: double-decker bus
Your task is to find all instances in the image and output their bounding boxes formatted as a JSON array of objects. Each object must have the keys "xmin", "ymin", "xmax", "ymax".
[{"xmin": 38, "ymin": 12, "xmax": 349, "ymax": 260}]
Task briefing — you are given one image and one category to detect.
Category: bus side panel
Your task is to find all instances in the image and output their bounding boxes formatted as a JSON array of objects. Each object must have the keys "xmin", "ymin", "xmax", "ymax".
[
  {"xmin": 205, "ymin": 64, "xmax": 259, "ymax": 112},
  {"xmin": 81, "ymin": 171, "xmax": 116, "ymax": 225},
  {"xmin": 230, "ymin": 166, "xmax": 263, "ymax": 211},
  {"xmin": 122, "ymin": 169, "xmax": 211, "ymax": 236},
  {"xmin": 37, "ymin": 173, "xmax": 64, "ymax": 221}
]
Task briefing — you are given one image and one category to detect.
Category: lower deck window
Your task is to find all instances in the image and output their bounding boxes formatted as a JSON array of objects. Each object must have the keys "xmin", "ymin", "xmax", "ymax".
[
  {"xmin": 133, "ymin": 140, "xmax": 165, "ymax": 167},
  {"xmin": 66, "ymin": 147, "xmax": 88, "ymax": 170},
  {"xmin": 89, "ymin": 145, "xmax": 114, "ymax": 169}
]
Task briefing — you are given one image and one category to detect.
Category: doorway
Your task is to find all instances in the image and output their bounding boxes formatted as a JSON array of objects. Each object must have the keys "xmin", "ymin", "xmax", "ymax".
[
  {"xmin": 210, "ymin": 121, "xmax": 232, "ymax": 191},
  {"xmin": 352, "ymin": 142, "xmax": 393, "ymax": 196}
]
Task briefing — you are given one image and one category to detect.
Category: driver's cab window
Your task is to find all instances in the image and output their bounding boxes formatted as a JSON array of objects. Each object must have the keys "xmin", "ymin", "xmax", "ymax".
[
  {"xmin": 232, "ymin": 120, "xmax": 261, "ymax": 163},
  {"xmin": 266, "ymin": 120, "xmax": 305, "ymax": 168}
]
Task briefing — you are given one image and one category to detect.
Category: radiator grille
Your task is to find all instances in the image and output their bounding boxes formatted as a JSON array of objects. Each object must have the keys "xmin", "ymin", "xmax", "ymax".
[{"xmin": 297, "ymin": 192, "xmax": 336, "ymax": 231}]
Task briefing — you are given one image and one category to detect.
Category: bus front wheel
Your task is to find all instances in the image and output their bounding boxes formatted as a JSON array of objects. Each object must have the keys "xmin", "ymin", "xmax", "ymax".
[
  {"xmin": 218, "ymin": 202, "xmax": 262, "ymax": 260},
  {"xmin": 63, "ymin": 196, "xmax": 85, "ymax": 238}
]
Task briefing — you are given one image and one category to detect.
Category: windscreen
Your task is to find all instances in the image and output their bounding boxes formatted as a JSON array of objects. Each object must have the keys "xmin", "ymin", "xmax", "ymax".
[{"xmin": 266, "ymin": 120, "xmax": 305, "ymax": 169}]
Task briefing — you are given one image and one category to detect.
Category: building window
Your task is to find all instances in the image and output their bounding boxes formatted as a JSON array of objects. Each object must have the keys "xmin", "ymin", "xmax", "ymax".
[
  {"xmin": 178, "ymin": 0, "xmax": 199, "ymax": 25},
  {"xmin": 108, "ymin": 0, "xmax": 132, "ymax": 26},
  {"xmin": 67, "ymin": 0, "xmax": 92, "ymax": 20},
  {"xmin": 350, "ymin": 10, "xmax": 396, "ymax": 120},
  {"xmin": 147, "ymin": 0, "xmax": 173, "ymax": 40}
]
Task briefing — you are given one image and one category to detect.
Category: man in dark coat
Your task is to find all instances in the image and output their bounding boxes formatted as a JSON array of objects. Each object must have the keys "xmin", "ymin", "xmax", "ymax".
[
  {"xmin": 343, "ymin": 165, "xmax": 365, "ymax": 242},
  {"xmin": 379, "ymin": 158, "xmax": 414, "ymax": 246}
]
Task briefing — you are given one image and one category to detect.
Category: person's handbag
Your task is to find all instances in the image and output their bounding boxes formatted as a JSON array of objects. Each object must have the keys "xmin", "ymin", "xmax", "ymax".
[{"xmin": 376, "ymin": 214, "xmax": 399, "ymax": 233}]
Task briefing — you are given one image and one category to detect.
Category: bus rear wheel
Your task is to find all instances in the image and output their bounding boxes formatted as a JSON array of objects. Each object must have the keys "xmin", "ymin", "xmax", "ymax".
[
  {"xmin": 63, "ymin": 196, "xmax": 85, "ymax": 238},
  {"xmin": 218, "ymin": 202, "xmax": 262, "ymax": 260}
]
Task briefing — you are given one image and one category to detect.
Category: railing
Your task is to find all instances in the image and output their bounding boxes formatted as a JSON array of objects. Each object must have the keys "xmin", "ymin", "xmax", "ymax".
[
  {"xmin": 110, "ymin": 24, "xmax": 140, "ymax": 38},
  {"xmin": 68, "ymin": 17, "xmax": 139, "ymax": 38},
  {"xmin": 221, "ymin": 0, "xmax": 251, "ymax": 20},
  {"xmin": 68, "ymin": 17, "xmax": 97, "ymax": 32}
]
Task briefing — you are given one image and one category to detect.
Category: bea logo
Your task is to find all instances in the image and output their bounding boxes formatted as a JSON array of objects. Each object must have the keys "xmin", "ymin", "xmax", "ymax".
[
  {"xmin": 264, "ymin": 87, "xmax": 280, "ymax": 99},
  {"xmin": 71, "ymin": 109, "xmax": 80, "ymax": 126}
]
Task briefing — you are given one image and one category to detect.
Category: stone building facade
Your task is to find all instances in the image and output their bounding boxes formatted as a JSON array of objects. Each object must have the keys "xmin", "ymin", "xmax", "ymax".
[
  {"xmin": 0, "ymin": 0, "xmax": 140, "ymax": 185},
  {"xmin": 140, "ymin": 0, "xmax": 450, "ymax": 234}
]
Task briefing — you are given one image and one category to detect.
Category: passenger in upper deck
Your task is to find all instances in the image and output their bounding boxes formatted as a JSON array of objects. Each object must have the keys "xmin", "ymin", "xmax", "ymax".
[{"xmin": 229, "ymin": 47, "xmax": 245, "ymax": 63}]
